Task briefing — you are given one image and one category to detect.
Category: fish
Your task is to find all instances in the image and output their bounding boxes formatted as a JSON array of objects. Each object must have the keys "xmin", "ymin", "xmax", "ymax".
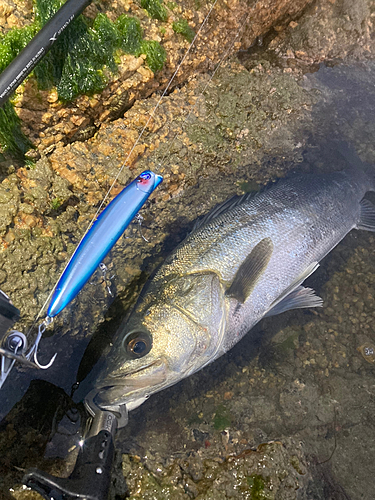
[{"xmin": 90, "ymin": 149, "xmax": 375, "ymax": 413}]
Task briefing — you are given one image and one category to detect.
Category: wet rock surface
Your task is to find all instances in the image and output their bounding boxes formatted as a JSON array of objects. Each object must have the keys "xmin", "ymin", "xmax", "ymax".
[
  {"xmin": 120, "ymin": 439, "xmax": 311, "ymax": 499},
  {"xmin": 270, "ymin": 0, "xmax": 375, "ymax": 65},
  {"xmin": 1, "ymin": 0, "xmax": 375, "ymax": 499},
  {"xmin": 2, "ymin": 0, "xmax": 315, "ymax": 156}
]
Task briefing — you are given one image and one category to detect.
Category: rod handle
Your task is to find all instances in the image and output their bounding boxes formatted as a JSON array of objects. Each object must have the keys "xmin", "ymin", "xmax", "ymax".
[{"xmin": 23, "ymin": 429, "xmax": 114, "ymax": 500}]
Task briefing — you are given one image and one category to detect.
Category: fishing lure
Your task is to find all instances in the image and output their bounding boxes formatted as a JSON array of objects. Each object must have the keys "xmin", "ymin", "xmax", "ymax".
[
  {"xmin": 0, "ymin": 170, "xmax": 162, "ymax": 388},
  {"xmin": 47, "ymin": 170, "xmax": 163, "ymax": 318}
]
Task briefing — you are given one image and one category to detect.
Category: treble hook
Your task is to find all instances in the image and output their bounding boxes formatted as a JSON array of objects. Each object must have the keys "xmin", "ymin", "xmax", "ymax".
[
  {"xmin": 133, "ymin": 213, "xmax": 149, "ymax": 242},
  {"xmin": 99, "ymin": 263, "xmax": 115, "ymax": 297},
  {"xmin": 27, "ymin": 317, "xmax": 57, "ymax": 369}
]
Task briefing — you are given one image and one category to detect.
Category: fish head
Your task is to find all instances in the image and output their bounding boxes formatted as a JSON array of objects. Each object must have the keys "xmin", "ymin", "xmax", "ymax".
[{"xmin": 93, "ymin": 272, "xmax": 226, "ymax": 412}]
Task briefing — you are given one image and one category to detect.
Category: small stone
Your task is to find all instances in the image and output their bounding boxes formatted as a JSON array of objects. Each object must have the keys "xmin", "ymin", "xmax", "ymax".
[{"xmin": 47, "ymin": 90, "xmax": 59, "ymax": 103}]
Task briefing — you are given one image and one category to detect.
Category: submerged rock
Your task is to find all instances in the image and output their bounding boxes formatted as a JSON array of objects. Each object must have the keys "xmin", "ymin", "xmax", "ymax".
[{"xmin": 120, "ymin": 440, "xmax": 309, "ymax": 499}]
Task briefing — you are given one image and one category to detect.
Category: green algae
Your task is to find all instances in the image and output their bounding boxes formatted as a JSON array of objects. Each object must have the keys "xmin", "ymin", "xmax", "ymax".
[
  {"xmin": 246, "ymin": 475, "xmax": 271, "ymax": 499},
  {"xmin": 172, "ymin": 18, "xmax": 195, "ymax": 43},
  {"xmin": 0, "ymin": 0, "xmax": 168, "ymax": 159},
  {"xmin": 141, "ymin": 0, "xmax": 168, "ymax": 22},
  {"xmin": 116, "ymin": 15, "xmax": 143, "ymax": 55},
  {"xmin": 35, "ymin": 7, "xmax": 144, "ymax": 97},
  {"xmin": 35, "ymin": 0, "xmax": 116, "ymax": 100},
  {"xmin": 0, "ymin": 24, "xmax": 37, "ymax": 70},
  {"xmin": 50, "ymin": 197, "xmax": 62, "ymax": 211},
  {"xmin": 0, "ymin": 101, "xmax": 33, "ymax": 158},
  {"xmin": 35, "ymin": 0, "xmax": 63, "ymax": 24},
  {"xmin": 0, "ymin": 25, "xmax": 37, "ymax": 157},
  {"xmin": 141, "ymin": 40, "xmax": 167, "ymax": 73},
  {"xmin": 213, "ymin": 404, "xmax": 231, "ymax": 431}
]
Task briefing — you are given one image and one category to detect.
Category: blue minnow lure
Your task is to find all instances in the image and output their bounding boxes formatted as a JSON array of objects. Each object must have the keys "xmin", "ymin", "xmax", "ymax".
[{"xmin": 46, "ymin": 170, "xmax": 163, "ymax": 318}]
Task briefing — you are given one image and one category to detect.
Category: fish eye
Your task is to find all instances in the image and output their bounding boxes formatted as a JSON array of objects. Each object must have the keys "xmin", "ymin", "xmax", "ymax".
[{"xmin": 123, "ymin": 330, "xmax": 152, "ymax": 358}]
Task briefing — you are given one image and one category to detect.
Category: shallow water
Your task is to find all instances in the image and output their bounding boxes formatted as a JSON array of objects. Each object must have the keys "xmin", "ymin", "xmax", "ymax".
[
  {"xmin": 1, "ymin": 4, "xmax": 375, "ymax": 499},
  {"xmin": 107, "ymin": 61, "xmax": 375, "ymax": 499}
]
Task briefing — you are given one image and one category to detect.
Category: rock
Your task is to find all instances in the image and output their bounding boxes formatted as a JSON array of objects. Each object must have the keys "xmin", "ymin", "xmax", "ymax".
[
  {"xmin": 7, "ymin": 0, "xmax": 315, "ymax": 154},
  {"xmin": 2, "ymin": 1, "xmax": 375, "ymax": 499}
]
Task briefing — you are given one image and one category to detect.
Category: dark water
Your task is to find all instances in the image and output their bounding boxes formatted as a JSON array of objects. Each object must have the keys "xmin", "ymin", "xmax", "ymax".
[{"xmin": 2, "ymin": 40, "xmax": 375, "ymax": 500}]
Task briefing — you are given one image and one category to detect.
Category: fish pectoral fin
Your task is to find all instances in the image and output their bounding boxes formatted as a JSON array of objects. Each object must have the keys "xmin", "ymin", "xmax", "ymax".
[
  {"xmin": 225, "ymin": 237, "xmax": 273, "ymax": 303},
  {"xmin": 357, "ymin": 199, "xmax": 375, "ymax": 232},
  {"xmin": 264, "ymin": 285, "xmax": 323, "ymax": 318}
]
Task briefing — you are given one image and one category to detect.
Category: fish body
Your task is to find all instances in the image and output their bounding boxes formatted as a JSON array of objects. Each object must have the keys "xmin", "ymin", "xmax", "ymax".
[
  {"xmin": 92, "ymin": 162, "xmax": 375, "ymax": 413},
  {"xmin": 47, "ymin": 171, "xmax": 163, "ymax": 318}
]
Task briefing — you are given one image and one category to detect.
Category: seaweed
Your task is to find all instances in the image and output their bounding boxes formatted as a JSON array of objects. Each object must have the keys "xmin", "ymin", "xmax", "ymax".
[
  {"xmin": 140, "ymin": 0, "xmax": 168, "ymax": 22},
  {"xmin": 0, "ymin": 101, "xmax": 33, "ymax": 158},
  {"xmin": 0, "ymin": 26, "xmax": 38, "ymax": 157},
  {"xmin": 0, "ymin": 0, "xmax": 168, "ymax": 159},
  {"xmin": 0, "ymin": 25, "xmax": 38, "ymax": 71},
  {"xmin": 172, "ymin": 18, "xmax": 195, "ymax": 43},
  {"xmin": 35, "ymin": 0, "xmax": 112, "ymax": 100},
  {"xmin": 116, "ymin": 15, "xmax": 143, "ymax": 55},
  {"xmin": 141, "ymin": 40, "xmax": 167, "ymax": 73}
]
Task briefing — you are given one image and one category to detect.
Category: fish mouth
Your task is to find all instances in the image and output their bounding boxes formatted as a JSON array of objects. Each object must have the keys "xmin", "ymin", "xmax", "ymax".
[{"xmin": 93, "ymin": 358, "xmax": 168, "ymax": 410}]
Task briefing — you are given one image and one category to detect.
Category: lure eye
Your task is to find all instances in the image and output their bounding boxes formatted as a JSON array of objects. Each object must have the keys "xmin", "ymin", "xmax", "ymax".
[
  {"xmin": 137, "ymin": 172, "xmax": 152, "ymax": 183},
  {"xmin": 123, "ymin": 331, "xmax": 152, "ymax": 358}
]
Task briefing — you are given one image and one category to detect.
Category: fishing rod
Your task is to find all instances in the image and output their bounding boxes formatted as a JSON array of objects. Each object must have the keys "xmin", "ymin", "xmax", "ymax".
[
  {"xmin": 22, "ymin": 3, "xmax": 252, "ymax": 499},
  {"xmin": 0, "ymin": 0, "xmax": 93, "ymax": 107}
]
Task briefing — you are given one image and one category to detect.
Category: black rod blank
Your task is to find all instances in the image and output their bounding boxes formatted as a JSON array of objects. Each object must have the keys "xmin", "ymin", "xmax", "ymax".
[{"xmin": 0, "ymin": 0, "xmax": 92, "ymax": 107}]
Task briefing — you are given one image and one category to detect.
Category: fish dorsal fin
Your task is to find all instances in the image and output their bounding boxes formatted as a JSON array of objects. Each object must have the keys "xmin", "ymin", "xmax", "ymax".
[
  {"xmin": 264, "ymin": 285, "xmax": 323, "ymax": 318},
  {"xmin": 357, "ymin": 199, "xmax": 375, "ymax": 232},
  {"xmin": 264, "ymin": 261, "xmax": 320, "ymax": 316},
  {"xmin": 191, "ymin": 192, "xmax": 257, "ymax": 233},
  {"xmin": 225, "ymin": 237, "xmax": 273, "ymax": 303}
]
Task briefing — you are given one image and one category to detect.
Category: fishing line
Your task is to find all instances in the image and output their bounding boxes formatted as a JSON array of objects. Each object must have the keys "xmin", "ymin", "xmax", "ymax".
[
  {"xmin": 31, "ymin": 0, "xmax": 220, "ymax": 328},
  {"xmin": 33, "ymin": 2, "xmax": 251, "ymax": 329},
  {"xmin": 0, "ymin": 0, "xmax": 251, "ymax": 401},
  {"xmin": 157, "ymin": 10, "xmax": 251, "ymax": 170}
]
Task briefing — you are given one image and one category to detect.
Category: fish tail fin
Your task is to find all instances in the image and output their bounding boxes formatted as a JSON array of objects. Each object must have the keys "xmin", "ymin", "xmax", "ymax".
[
  {"xmin": 338, "ymin": 142, "xmax": 375, "ymax": 231},
  {"xmin": 358, "ymin": 199, "xmax": 375, "ymax": 232}
]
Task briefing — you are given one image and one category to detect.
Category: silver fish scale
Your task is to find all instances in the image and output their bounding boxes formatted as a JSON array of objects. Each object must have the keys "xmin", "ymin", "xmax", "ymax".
[
  {"xmin": 145, "ymin": 169, "xmax": 372, "ymax": 353},
  {"xmin": 153, "ymin": 170, "xmax": 368, "ymax": 286},
  {"xmin": 92, "ymin": 166, "xmax": 375, "ymax": 413}
]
